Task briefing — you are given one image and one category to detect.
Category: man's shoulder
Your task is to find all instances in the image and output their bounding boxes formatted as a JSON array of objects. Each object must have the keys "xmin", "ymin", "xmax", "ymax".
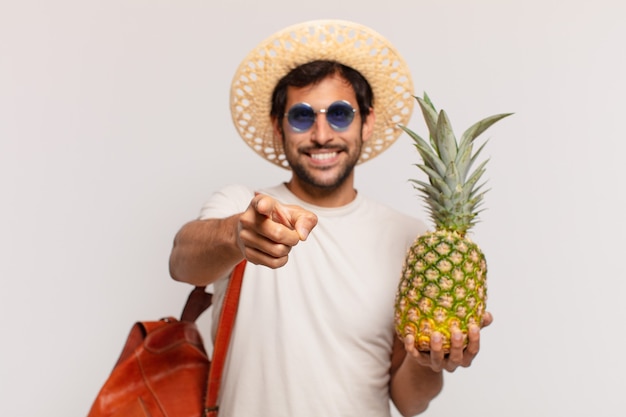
[
  {"xmin": 360, "ymin": 195, "xmax": 428, "ymax": 235},
  {"xmin": 215, "ymin": 184, "xmax": 255, "ymax": 197},
  {"xmin": 198, "ymin": 184, "xmax": 256, "ymax": 219},
  {"xmin": 361, "ymin": 195, "xmax": 420, "ymax": 221}
]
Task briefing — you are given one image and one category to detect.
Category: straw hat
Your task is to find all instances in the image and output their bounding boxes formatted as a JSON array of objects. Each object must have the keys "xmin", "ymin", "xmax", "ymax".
[{"xmin": 230, "ymin": 19, "xmax": 414, "ymax": 169}]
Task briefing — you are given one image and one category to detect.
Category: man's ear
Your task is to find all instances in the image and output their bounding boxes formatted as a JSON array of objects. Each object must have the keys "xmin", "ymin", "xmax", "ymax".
[
  {"xmin": 271, "ymin": 116, "xmax": 284, "ymax": 142},
  {"xmin": 361, "ymin": 108, "xmax": 376, "ymax": 143}
]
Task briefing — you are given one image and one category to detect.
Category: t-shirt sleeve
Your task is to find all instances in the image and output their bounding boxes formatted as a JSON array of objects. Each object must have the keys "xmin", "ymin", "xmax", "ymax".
[{"xmin": 197, "ymin": 184, "xmax": 255, "ymax": 220}]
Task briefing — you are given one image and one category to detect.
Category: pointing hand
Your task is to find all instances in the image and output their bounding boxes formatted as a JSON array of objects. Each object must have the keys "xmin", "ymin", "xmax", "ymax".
[{"xmin": 237, "ymin": 193, "xmax": 318, "ymax": 268}]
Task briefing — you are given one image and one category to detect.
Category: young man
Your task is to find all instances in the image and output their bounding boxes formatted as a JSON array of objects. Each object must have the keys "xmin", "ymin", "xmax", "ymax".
[{"xmin": 169, "ymin": 20, "xmax": 492, "ymax": 417}]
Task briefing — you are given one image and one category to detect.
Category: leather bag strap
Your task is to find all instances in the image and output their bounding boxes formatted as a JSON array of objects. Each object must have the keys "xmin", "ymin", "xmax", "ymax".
[
  {"xmin": 180, "ymin": 287, "xmax": 214, "ymax": 323},
  {"xmin": 204, "ymin": 260, "xmax": 247, "ymax": 416}
]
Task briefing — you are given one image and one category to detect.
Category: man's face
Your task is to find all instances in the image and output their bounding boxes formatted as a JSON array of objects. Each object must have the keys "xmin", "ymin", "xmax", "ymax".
[{"xmin": 275, "ymin": 74, "xmax": 374, "ymax": 191}]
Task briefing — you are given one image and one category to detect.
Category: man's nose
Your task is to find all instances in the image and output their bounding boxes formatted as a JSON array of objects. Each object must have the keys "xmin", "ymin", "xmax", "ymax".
[{"xmin": 310, "ymin": 114, "xmax": 334, "ymax": 144}]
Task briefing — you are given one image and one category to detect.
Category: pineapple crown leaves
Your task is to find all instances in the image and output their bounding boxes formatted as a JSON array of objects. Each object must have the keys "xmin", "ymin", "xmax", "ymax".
[{"xmin": 399, "ymin": 93, "xmax": 513, "ymax": 235}]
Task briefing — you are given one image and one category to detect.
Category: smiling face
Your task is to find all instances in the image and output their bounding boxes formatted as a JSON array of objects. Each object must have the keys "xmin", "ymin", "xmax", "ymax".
[{"xmin": 273, "ymin": 74, "xmax": 375, "ymax": 206}]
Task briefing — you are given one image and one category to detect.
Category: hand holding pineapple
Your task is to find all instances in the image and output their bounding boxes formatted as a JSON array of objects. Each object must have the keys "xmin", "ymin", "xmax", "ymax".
[
  {"xmin": 402, "ymin": 310, "xmax": 493, "ymax": 372},
  {"xmin": 394, "ymin": 94, "xmax": 511, "ymax": 355}
]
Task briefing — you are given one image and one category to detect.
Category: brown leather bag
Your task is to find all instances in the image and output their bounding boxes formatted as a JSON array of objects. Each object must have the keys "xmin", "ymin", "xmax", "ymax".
[{"xmin": 87, "ymin": 261, "xmax": 246, "ymax": 417}]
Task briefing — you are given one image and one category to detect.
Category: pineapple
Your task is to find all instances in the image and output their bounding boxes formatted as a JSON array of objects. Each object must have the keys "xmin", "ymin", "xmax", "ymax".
[{"xmin": 394, "ymin": 93, "xmax": 511, "ymax": 352}]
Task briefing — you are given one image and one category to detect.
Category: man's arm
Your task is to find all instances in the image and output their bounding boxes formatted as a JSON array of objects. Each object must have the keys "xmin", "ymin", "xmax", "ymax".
[
  {"xmin": 169, "ymin": 215, "xmax": 243, "ymax": 286},
  {"xmin": 390, "ymin": 313, "xmax": 493, "ymax": 416},
  {"xmin": 389, "ymin": 337, "xmax": 444, "ymax": 416},
  {"xmin": 169, "ymin": 193, "xmax": 318, "ymax": 286}
]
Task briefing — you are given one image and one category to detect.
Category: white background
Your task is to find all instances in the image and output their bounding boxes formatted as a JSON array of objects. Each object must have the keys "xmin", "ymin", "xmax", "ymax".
[{"xmin": 2, "ymin": 1, "xmax": 625, "ymax": 416}]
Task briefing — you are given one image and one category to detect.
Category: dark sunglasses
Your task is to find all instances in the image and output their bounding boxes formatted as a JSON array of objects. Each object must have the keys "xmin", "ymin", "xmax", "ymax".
[{"xmin": 285, "ymin": 100, "xmax": 357, "ymax": 133}]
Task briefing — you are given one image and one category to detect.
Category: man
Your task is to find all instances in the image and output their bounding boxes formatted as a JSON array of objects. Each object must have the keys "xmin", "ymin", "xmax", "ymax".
[{"xmin": 169, "ymin": 20, "xmax": 492, "ymax": 417}]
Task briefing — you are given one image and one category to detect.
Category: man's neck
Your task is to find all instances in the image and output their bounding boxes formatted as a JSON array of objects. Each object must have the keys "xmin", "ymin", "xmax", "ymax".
[{"xmin": 284, "ymin": 179, "xmax": 357, "ymax": 208}]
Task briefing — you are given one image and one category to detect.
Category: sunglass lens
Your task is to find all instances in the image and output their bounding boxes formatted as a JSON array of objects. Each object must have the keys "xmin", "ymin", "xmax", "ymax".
[
  {"xmin": 326, "ymin": 102, "xmax": 356, "ymax": 131},
  {"xmin": 287, "ymin": 104, "xmax": 315, "ymax": 132}
]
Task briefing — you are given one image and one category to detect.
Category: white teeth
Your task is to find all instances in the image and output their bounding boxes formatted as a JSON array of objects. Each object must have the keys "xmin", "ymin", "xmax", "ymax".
[{"xmin": 311, "ymin": 152, "xmax": 337, "ymax": 161}]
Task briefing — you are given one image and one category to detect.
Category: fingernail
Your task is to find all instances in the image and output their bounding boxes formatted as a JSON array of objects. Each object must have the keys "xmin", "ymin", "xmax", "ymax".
[{"xmin": 297, "ymin": 227, "xmax": 309, "ymax": 240}]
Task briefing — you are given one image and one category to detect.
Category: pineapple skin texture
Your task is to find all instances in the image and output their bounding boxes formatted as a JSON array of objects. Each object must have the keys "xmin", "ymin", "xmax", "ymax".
[{"xmin": 394, "ymin": 230, "xmax": 487, "ymax": 353}]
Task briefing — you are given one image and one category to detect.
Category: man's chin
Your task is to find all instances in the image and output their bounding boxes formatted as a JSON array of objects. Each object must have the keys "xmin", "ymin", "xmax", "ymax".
[{"xmin": 298, "ymin": 169, "xmax": 352, "ymax": 190}]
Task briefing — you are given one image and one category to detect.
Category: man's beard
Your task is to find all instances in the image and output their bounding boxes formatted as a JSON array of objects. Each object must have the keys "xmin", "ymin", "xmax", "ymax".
[{"xmin": 286, "ymin": 142, "xmax": 362, "ymax": 191}]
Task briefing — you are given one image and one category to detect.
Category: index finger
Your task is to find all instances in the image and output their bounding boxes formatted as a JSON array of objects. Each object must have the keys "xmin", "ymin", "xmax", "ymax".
[
  {"xmin": 253, "ymin": 193, "xmax": 317, "ymax": 240},
  {"xmin": 253, "ymin": 194, "xmax": 293, "ymax": 228}
]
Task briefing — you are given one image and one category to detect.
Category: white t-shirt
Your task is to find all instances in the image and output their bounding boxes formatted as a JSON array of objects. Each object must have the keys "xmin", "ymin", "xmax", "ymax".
[{"xmin": 199, "ymin": 183, "xmax": 427, "ymax": 417}]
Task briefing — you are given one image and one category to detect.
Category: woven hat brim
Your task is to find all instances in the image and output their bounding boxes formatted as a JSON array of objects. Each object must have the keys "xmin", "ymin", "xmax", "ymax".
[{"xmin": 230, "ymin": 19, "xmax": 414, "ymax": 169}]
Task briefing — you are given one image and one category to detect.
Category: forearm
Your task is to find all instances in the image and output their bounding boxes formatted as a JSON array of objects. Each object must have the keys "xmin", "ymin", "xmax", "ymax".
[
  {"xmin": 169, "ymin": 215, "xmax": 243, "ymax": 286},
  {"xmin": 390, "ymin": 357, "xmax": 443, "ymax": 417}
]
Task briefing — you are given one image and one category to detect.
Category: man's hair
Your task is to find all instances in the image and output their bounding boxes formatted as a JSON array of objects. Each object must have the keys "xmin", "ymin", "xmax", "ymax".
[{"xmin": 270, "ymin": 60, "xmax": 374, "ymax": 124}]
